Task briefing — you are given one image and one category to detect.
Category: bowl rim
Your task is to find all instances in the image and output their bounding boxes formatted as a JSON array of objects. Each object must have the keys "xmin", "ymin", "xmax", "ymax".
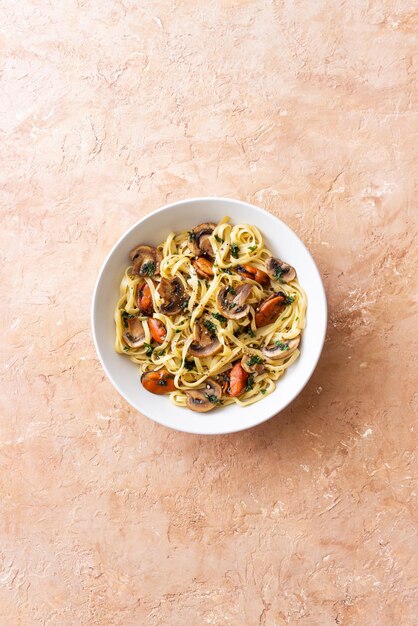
[{"xmin": 91, "ymin": 196, "xmax": 327, "ymax": 434}]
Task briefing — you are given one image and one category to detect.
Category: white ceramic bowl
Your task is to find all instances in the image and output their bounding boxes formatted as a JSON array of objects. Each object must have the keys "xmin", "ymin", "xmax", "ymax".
[{"xmin": 91, "ymin": 197, "xmax": 327, "ymax": 434}]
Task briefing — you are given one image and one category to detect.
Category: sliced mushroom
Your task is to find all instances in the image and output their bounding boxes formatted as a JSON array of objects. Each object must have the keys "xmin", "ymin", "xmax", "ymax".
[
  {"xmin": 188, "ymin": 319, "xmax": 222, "ymax": 358},
  {"xmin": 130, "ymin": 245, "xmax": 162, "ymax": 277},
  {"xmin": 255, "ymin": 292, "xmax": 286, "ymax": 328},
  {"xmin": 262, "ymin": 335, "xmax": 300, "ymax": 360},
  {"xmin": 192, "ymin": 256, "xmax": 214, "ymax": 279},
  {"xmin": 216, "ymin": 283, "xmax": 252, "ymax": 320},
  {"xmin": 188, "ymin": 223, "xmax": 217, "ymax": 257},
  {"xmin": 157, "ymin": 277, "xmax": 189, "ymax": 316},
  {"xmin": 266, "ymin": 257, "xmax": 296, "ymax": 283},
  {"xmin": 241, "ymin": 354, "xmax": 265, "ymax": 375},
  {"xmin": 185, "ymin": 378, "xmax": 222, "ymax": 413},
  {"xmin": 123, "ymin": 317, "xmax": 145, "ymax": 348}
]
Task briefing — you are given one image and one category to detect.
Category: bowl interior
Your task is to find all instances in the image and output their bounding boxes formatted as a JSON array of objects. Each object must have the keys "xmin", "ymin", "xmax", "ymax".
[{"xmin": 92, "ymin": 198, "xmax": 327, "ymax": 434}]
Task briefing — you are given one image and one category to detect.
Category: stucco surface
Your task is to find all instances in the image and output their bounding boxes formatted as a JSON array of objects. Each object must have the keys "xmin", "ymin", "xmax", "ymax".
[{"xmin": 1, "ymin": 1, "xmax": 417, "ymax": 624}]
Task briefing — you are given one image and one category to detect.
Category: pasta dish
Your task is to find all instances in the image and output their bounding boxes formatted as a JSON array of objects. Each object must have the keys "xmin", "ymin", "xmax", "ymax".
[{"xmin": 114, "ymin": 217, "xmax": 306, "ymax": 412}]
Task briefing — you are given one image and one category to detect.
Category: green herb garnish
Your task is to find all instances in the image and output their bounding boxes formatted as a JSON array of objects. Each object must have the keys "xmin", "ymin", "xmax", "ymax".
[
  {"xmin": 260, "ymin": 389, "xmax": 267, "ymax": 395},
  {"xmin": 158, "ymin": 379, "xmax": 167, "ymax": 386},
  {"xmin": 275, "ymin": 341, "xmax": 289, "ymax": 351},
  {"xmin": 231, "ymin": 244, "xmax": 239, "ymax": 259},
  {"xmin": 249, "ymin": 245, "xmax": 257, "ymax": 252},
  {"xmin": 142, "ymin": 261, "xmax": 156, "ymax": 277},
  {"xmin": 229, "ymin": 286, "xmax": 236, "ymax": 295},
  {"xmin": 183, "ymin": 359, "xmax": 195, "ymax": 371},
  {"xmin": 121, "ymin": 310, "xmax": 135, "ymax": 327},
  {"xmin": 214, "ymin": 235, "xmax": 223, "ymax": 243},
  {"xmin": 181, "ymin": 300, "xmax": 189, "ymax": 310},
  {"xmin": 274, "ymin": 267, "xmax": 284, "ymax": 281},
  {"xmin": 175, "ymin": 329, "xmax": 181, "ymax": 333},
  {"xmin": 245, "ymin": 374, "xmax": 255, "ymax": 392},
  {"xmin": 123, "ymin": 346, "xmax": 129, "ymax": 352},
  {"xmin": 212, "ymin": 312, "xmax": 227, "ymax": 323},
  {"xmin": 205, "ymin": 394, "xmax": 221, "ymax": 404},
  {"xmin": 143, "ymin": 342, "xmax": 153, "ymax": 356},
  {"xmin": 295, "ymin": 317, "xmax": 299, "ymax": 322},
  {"xmin": 246, "ymin": 328, "xmax": 256, "ymax": 338},
  {"xmin": 157, "ymin": 349, "xmax": 166, "ymax": 357},
  {"xmin": 247, "ymin": 355, "xmax": 264, "ymax": 367},
  {"xmin": 285, "ymin": 295, "xmax": 295, "ymax": 305},
  {"xmin": 188, "ymin": 231, "xmax": 196, "ymax": 242},
  {"xmin": 204, "ymin": 319, "xmax": 217, "ymax": 337},
  {"xmin": 221, "ymin": 267, "xmax": 233, "ymax": 274}
]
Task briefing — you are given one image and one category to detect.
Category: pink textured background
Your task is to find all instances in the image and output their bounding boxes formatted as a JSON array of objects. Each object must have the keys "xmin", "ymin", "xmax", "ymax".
[{"xmin": 1, "ymin": 1, "xmax": 417, "ymax": 624}]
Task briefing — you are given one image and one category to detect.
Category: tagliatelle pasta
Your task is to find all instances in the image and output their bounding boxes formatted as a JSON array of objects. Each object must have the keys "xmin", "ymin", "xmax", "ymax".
[{"xmin": 114, "ymin": 216, "xmax": 307, "ymax": 412}]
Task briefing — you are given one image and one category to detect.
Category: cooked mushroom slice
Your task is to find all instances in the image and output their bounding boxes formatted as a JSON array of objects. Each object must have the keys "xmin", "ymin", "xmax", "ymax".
[
  {"xmin": 185, "ymin": 378, "xmax": 222, "ymax": 413},
  {"xmin": 188, "ymin": 223, "xmax": 217, "ymax": 257},
  {"xmin": 216, "ymin": 283, "xmax": 252, "ymax": 320},
  {"xmin": 241, "ymin": 354, "xmax": 265, "ymax": 375},
  {"xmin": 123, "ymin": 317, "xmax": 145, "ymax": 348},
  {"xmin": 266, "ymin": 257, "xmax": 296, "ymax": 283},
  {"xmin": 130, "ymin": 245, "xmax": 162, "ymax": 277},
  {"xmin": 262, "ymin": 336, "xmax": 300, "ymax": 360},
  {"xmin": 157, "ymin": 277, "xmax": 189, "ymax": 316},
  {"xmin": 188, "ymin": 319, "xmax": 222, "ymax": 358}
]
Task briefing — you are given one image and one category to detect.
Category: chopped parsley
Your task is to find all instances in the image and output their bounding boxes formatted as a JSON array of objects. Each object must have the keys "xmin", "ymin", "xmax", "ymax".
[
  {"xmin": 221, "ymin": 267, "xmax": 233, "ymax": 274},
  {"xmin": 295, "ymin": 317, "xmax": 299, "ymax": 322},
  {"xmin": 249, "ymin": 245, "xmax": 257, "ymax": 252},
  {"xmin": 246, "ymin": 328, "xmax": 256, "ymax": 338},
  {"xmin": 142, "ymin": 261, "xmax": 156, "ymax": 277},
  {"xmin": 214, "ymin": 234, "xmax": 223, "ymax": 243},
  {"xmin": 204, "ymin": 319, "xmax": 217, "ymax": 337},
  {"xmin": 123, "ymin": 346, "xmax": 129, "ymax": 352},
  {"xmin": 205, "ymin": 394, "xmax": 221, "ymax": 404},
  {"xmin": 175, "ymin": 329, "xmax": 181, "ymax": 333},
  {"xmin": 274, "ymin": 267, "xmax": 284, "ymax": 281},
  {"xmin": 285, "ymin": 295, "xmax": 295, "ymax": 305},
  {"xmin": 247, "ymin": 355, "xmax": 264, "ymax": 367},
  {"xmin": 143, "ymin": 342, "xmax": 153, "ymax": 356},
  {"xmin": 183, "ymin": 359, "xmax": 195, "ymax": 371},
  {"xmin": 229, "ymin": 286, "xmax": 236, "ymax": 295},
  {"xmin": 260, "ymin": 389, "xmax": 267, "ymax": 395},
  {"xmin": 158, "ymin": 379, "xmax": 167, "ymax": 386},
  {"xmin": 121, "ymin": 310, "xmax": 135, "ymax": 327},
  {"xmin": 245, "ymin": 374, "xmax": 255, "ymax": 392},
  {"xmin": 231, "ymin": 244, "xmax": 239, "ymax": 258},
  {"xmin": 275, "ymin": 341, "xmax": 289, "ymax": 351},
  {"xmin": 188, "ymin": 231, "xmax": 196, "ymax": 242},
  {"xmin": 157, "ymin": 349, "xmax": 166, "ymax": 357},
  {"xmin": 181, "ymin": 300, "xmax": 189, "ymax": 310},
  {"xmin": 212, "ymin": 312, "xmax": 227, "ymax": 323}
]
